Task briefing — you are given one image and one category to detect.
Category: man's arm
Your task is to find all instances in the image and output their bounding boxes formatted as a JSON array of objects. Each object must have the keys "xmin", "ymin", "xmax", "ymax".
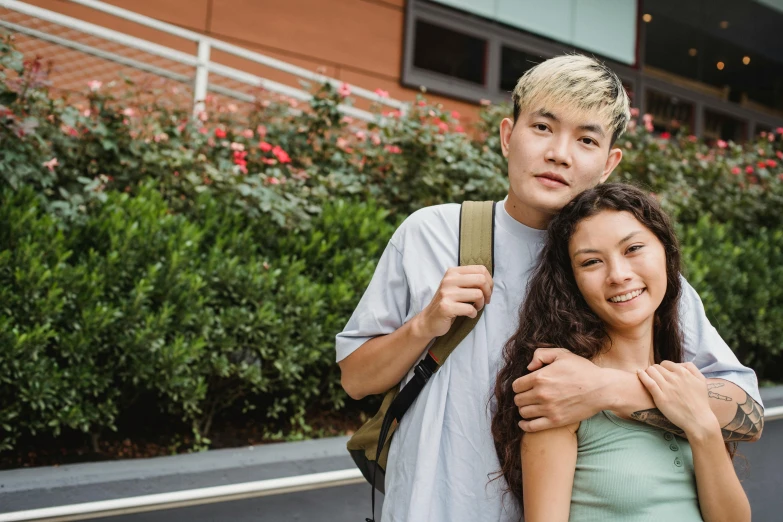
[
  {"xmin": 513, "ymin": 350, "xmax": 764, "ymax": 442},
  {"xmin": 339, "ymin": 265, "xmax": 493, "ymax": 399},
  {"xmin": 611, "ymin": 366, "xmax": 764, "ymax": 441}
]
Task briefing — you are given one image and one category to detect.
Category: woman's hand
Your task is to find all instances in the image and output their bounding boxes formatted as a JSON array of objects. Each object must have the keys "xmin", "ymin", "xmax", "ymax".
[{"xmin": 637, "ymin": 361, "xmax": 721, "ymax": 439}]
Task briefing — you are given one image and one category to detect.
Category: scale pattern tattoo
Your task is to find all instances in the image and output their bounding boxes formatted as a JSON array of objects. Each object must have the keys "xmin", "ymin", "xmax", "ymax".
[{"xmin": 630, "ymin": 388, "xmax": 764, "ymax": 441}]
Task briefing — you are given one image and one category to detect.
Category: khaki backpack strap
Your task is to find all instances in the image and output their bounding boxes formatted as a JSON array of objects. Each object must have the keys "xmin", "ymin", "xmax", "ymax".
[{"xmin": 428, "ymin": 200, "xmax": 495, "ymax": 364}]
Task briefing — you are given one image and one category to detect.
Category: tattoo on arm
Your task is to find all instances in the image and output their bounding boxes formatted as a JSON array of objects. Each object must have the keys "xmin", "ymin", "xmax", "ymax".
[
  {"xmin": 721, "ymin": 394, "xmax": 764, "ymax": 442},
  {"xmin": 707, "ymin": 382, "xmax": 732, "ymax": 401},
  {"xmin": 630, "ymin": 390, "xmax": 764, "ymax": 442},
  {"xmin": 629, "ymin": 409, "xmax": 686, "ymax": 438}
]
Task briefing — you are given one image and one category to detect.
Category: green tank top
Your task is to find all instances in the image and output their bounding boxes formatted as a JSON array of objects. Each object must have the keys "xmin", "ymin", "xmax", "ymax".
[{"xmin": 569, "ymin": 410, "xmax": 704, "ymax": 521}]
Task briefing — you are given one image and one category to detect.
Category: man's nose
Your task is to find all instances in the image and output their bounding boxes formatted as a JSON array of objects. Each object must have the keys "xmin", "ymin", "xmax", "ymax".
[{"xmin": 545, "ymin": 136, "xmax": 571, "ymax": 167}]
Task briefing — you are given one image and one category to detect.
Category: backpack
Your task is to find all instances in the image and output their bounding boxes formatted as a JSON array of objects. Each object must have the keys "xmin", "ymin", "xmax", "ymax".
[{"xmin": 346, "ymin": 200, "xmax": 496, "ymax": 522}]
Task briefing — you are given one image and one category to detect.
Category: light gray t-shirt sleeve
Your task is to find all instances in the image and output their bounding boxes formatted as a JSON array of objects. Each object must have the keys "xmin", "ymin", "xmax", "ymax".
[
  {"xmin": 679, "ymin": 275, "xmax": 763, "ymax": 407},
  {"xmin": 335, "ymin": 237, "xmax": 410, "ymax": 363}
]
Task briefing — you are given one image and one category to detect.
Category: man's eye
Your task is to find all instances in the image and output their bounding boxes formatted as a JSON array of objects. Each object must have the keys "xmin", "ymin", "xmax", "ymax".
[
  {"xmin": 580, "ymin": 137, "xmax": 597, "ymax": 145},
  {"xmin": 533, "ymin": 123, "xmax": 549, "ymax": 132}
]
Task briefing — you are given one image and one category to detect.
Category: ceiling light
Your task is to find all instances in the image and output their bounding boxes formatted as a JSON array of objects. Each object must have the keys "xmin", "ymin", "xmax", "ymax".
[
  {"xmin": 689, "ymin": 48, "xmax": 698, "ymax": 57},
  {"xmin": 720, "ymin": 21, "xmax": 729, "ymax": 29},
  {"xmin": 743, "ymin": 56, "xmax": 751, "ymax": 65},
  {"xmin": 717, "ymin": 61, "xmax": 725, "ymax": 70},
  {"xmin": 643, "ymin": 14, "xmax": 652, "ymax": 22}
]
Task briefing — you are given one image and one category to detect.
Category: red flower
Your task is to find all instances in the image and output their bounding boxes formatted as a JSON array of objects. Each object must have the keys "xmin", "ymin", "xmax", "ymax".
[
  {"xmin": 757, "ymin": 161, "xmax": 767, "ymax": 169},
  {"xmin": 384, "ymin": 145, "xmax": 402, "ymax": 154},
  {"xmin": 767, "ymin": 159, "xmax": 778, "ymax": 168},
  {"xmin": 745, "ymin": 165, "xmax": 754, "ymax": 174},
  {"xmin": 731, "ymin": 167, "xmax": 741, "ymax": 175},
  {"xmin": 258, "ymin": 141, "xmax": 273, "ymax": 152},
  {"xmin": 776, "ymin": 127, "xmax": 783, "ymax": 135},
  {"xmin": 660, "ymin": 132, "xmax": 671, "ymax": 140},
  {"xmin": 436, "ymin": 122, "xmax": 449, "ymax": 134},
  {"xmin": 215, "ymin": 128, "xmax": 227, "ymax": 138},
  {"xmin": 777, "ymin": 151, "xmax": 783, "ymax": 160},
  {"xmin": 272, "ymin": 146, "xmax": 291, "ymax": 164}
]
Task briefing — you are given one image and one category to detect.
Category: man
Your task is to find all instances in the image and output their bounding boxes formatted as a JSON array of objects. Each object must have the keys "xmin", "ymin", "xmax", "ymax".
[{"xmin": 336, "ymin": 55, "xmax": 763, "ymax": 521}]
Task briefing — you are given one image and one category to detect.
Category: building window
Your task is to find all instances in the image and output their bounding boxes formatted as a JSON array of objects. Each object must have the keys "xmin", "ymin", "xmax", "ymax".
[
  {"xmin": 646, "ymin": 89, "xmax": 695, "ymax": 133},
  {"xmin": 412, "ymin": 20, "xmax": 487, "ymax": 86},
  {"xmin": 704, "ymin": 109, "xmax": 747, "ymax": 143},
  {"xmin": 499, "ymin": 46, "xmax": 541, "ymax": 93}
]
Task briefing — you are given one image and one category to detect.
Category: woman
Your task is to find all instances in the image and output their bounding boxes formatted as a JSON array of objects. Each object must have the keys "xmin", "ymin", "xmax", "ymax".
[{"xmin": 491, "ymin": 183, "xmax": 750, "ymax": 521}]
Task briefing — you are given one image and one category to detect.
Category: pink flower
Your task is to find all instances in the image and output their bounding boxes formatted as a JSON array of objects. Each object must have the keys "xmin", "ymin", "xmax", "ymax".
[
  {"xmin": 370, "ymin": 134, "xmax": 381, "ymax": 146},
  {"xmin": 88, "ymin": 80, "xmax": 102, "ymax": 92},
  {"xmin": 257, "ymin": 125, "xmax": 267, "ymax": 138},
  {"xmin": 259, "ymin": 141, "xmax": 273, "ymax": 152},
  {"xmin": 776, "ymin": 127, "xmax": 783, "ymax": 135},
  {"xmin": 758, "ymin": 148, "xmax": 766, "ymax": 156},
  {"xmin": 417, "ymin": 100, "xmax": 427, "ymax": 107},
  {"xmin": 766, "ymin": 159, "xmax": 777, "ymax": 168},
  {"xmin": 769, "ymin": 133, "xmax": 776, "ymax": 142},
  {"xmin": 82, "ymin": 109, "xmax": 91, "ymax": 117},
  {"xmin": 745, "ymin": 166, "xmax": 754, "ymax": 174},
  {"xmin": 455, "ymin": 125, "xmax": 464, "ymax": 133},
  {"xmin": 262, "ymin": 158, "xmax": 277, "ymax": 165},
  {"xmin": 642, "ymin": 114, "xmax": 653, "ymax": 124},
  {"xmin": 199, "ymin": 127, "xmax": 208, "ymax": 135},
  {"xmin": 776, "ymin": 151, "xmax": 783, "ymax": 160},
  {"xmin": 266, "ymin": 176, "xmax": 281, "ymax": 185},
  {"xmin": 198, "ymin": 110, "xmax": 208, "ymax": 121},
  {"xmin": 717, "ymin": 139, "xmax": 728, "ymax": 149},
  {"xmin": 227, "ymin": 103, "xmax": 238, "ymax": 113},
  {"xmin": 230, "ymin": 142, "xmax": 245, "ymax": 151},
  {"xmin": 241, "ymin": 129, "xmax": 254, "ymax": 139},
  {"xmin": 630, "ymin": 108, "xmax": 640, "ymax": 117},
  {"xmin": 451, "ymin": 111, "xmax": 461, "ymax": 120},
  {"xmin": 731, "ymin": 167, "xmax": 741, "ymax": 175},
  {"xmin": 42, "ymin": 158, "xmax": 58, "ymax": 171},
  {"xmin": 437, "ymin": 121, "xmax": 449, "ymax": 134},
  {"xmin": 688, "ymin": 135, "xmax": 698, "ymax": 143},
  {"xmin": 660, "ymin": 132, "xmax": 671, "ymax": 140},
  {"xmin": 374, "ymin": 88, "xmax": 389, "ymax": 98},
  {"xmin": 338, "ymin": 83, "xmax": 351, "ymax": 97},
  {"xmin": 336, "ymin": 137, "xmax": 351, "ymax": 151},
  {"xmin": 215, "ymin": 128, "xmax": 227, "ymax": 139},
  {"xmin": 384, "ymin": 145, "xmax": 402, "ymax": 154},
  {"xmin": 355, "ymin": 130, "xmax": 367, "ymax": 141},
  {"xmin": 272, "ymin": 145, "xmax": 291, "ymax": 164}
]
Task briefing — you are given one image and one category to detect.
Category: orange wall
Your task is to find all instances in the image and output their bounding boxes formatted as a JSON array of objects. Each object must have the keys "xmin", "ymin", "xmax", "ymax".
[{"xmin": 25, "ymin": 0, "xmax": 482, "ymax": 118}]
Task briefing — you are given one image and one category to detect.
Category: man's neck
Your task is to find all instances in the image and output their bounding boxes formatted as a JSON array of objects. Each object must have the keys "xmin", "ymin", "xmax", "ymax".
[
  {"xmin": 504, "ymin": 192, "xmax": 552, "ymax": 230},
  {"xmin": 594, "ymin": 322, "xmax": 655, "ymax": 373}
]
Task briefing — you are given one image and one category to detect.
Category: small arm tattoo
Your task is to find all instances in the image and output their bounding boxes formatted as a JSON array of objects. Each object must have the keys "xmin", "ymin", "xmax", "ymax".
[
  {"xmin": 630, "ymin": 409, "xmax": 685, "ymax": 437},
  {"xmin": 721, "ymin": 394, "xmax": 764, "ymax": 442},
  {"xmin": 707, "ymin": 382, "xmax": 732, "ymax": 402}
]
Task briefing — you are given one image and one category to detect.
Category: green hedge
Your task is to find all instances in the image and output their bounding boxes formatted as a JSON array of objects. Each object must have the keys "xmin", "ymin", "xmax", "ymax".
[{"xmin": 1, "ymin": 35, "xmax": 782, "ymax": 452}]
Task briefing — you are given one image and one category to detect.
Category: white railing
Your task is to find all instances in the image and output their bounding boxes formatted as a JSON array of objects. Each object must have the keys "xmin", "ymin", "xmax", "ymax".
[{"xmin": 0, "ymin": 0, "xmax": 408, "ymax": 121}]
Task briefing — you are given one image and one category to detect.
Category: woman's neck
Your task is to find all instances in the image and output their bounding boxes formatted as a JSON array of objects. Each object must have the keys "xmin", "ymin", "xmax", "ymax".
[{"xmin": 593, "ymin": 321, "xmax": 656, "ymax": 373}]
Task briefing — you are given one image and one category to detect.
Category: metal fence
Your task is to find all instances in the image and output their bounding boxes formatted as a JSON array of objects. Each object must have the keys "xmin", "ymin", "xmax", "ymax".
[{"xmin": 0, "ymin": 0, "xmax": 408, "ymax": 121}]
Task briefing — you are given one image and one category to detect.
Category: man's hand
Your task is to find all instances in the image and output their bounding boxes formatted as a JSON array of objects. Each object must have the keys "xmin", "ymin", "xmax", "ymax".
[
  {"xmin": 512, "ymin": 348, "xmax": 611, "ymax": 432},
  {"xmin": 412, "ymin": 265, "xmax": 493, "ymax": 340}
]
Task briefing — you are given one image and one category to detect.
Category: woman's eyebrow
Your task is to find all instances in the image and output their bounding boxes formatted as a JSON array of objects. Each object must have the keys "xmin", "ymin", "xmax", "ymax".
[{"xmin": 571, "ymin": 231, "xmax": 643, "ymax": 258}]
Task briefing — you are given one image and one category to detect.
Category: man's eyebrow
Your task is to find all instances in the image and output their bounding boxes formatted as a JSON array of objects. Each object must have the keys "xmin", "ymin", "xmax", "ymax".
[
  {"xmin": 578, "ymin": 123, "xmax": 606, "ymax": 138},
  {"xmin": 533, "ymin": 109, "xmax": 559, "ymax": 121},
  {"xmin": 572, "ymin": 231, "xmax": 643, "ymax": 258}
]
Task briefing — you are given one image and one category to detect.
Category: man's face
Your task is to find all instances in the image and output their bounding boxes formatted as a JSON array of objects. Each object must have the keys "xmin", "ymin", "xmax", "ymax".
[{"xmin": 499, "ymin": 106, "xmax": 623, "ymax": 227}]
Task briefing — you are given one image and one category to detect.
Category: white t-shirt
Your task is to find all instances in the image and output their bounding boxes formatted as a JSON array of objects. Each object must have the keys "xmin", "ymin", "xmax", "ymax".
[{"xmin": 336, "ymin": 200, "xmax": 762, "ymax": 522}]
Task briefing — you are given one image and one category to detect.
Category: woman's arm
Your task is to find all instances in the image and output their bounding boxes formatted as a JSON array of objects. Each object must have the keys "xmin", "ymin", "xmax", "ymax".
[
  {"xmin": 638, "ymin": 363, "xmax": 751, "ymax": 522},
  {"xmin": 520, "ymin": 422, "xmax": 580, "ymax": 522}
]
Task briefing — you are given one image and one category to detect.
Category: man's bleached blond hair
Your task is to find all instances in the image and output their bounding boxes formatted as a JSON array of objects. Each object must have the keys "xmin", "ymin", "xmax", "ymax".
[{"xmin": 512, "ymin": 54, "xmax": 631, "ymax": 145}]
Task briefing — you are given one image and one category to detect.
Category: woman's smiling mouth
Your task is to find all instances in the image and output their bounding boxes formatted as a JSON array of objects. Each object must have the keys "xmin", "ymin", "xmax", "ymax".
[{"xmin": 607, "ymin": 288, "xmax": 646, "ymax": 303}]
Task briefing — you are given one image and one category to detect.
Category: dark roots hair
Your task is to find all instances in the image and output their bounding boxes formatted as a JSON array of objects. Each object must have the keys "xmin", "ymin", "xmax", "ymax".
[{"xmin": 491, "ymin": 183, "xmax": 684, "ymax": 512}]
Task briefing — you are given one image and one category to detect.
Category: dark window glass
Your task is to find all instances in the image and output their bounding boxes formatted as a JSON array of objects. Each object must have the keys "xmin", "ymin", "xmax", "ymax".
[
  {"xmin": 646, "ymin": 89, "xmax": 695, "ymax": 133},
  {"xmin": 413, "ymin": 21, "xmax": 487, "ymax": 85},
  {"xmin": 499, "ymin": 46, "xmax": 541, "ymax": 92},
  {"xmin": 704, "ymin": 109, "xmax": 747, "ymax": 143},
  {"xmin": 643, "ymin": 0, "xmax": 783, "ymax": 115}
]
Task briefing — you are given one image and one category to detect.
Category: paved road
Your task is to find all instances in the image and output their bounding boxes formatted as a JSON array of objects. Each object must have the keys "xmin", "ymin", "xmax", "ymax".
[{"xmin": 92, "ymin": 420, "xmax": 782, "ymax": 522}]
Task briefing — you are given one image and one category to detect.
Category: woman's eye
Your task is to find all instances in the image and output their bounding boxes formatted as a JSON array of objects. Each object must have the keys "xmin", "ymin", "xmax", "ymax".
[
  {"xmin": 627, "ymin": 244, "xmax": 644, "ymax": 254},
  {"xmin": 581, "ymin": 259, "xmax": 600, "ymax": 267}
]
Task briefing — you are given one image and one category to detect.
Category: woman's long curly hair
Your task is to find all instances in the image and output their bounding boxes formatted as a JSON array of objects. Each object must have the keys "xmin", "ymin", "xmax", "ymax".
[{"xmin": 491, "ymin": 183, "xmax": 685, "ymax": 511}]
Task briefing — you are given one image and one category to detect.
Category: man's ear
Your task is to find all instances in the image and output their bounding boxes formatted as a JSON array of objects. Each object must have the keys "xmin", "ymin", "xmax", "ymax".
[
  {"xmin": 600, "ymin": 147, "xmax": 623, "ymax": 183},
  {"xmin": 499, "ymin": 117, "xmax": 514, "ymax": 158}
]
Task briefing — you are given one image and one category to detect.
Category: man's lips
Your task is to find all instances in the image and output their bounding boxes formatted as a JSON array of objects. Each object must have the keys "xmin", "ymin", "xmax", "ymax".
[{"xmin": 535, "ymin": 172, "xmax": 569, "ymax": 186}]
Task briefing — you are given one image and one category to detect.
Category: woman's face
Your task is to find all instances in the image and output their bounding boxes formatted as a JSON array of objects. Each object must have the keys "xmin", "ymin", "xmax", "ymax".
[{"xmin": 568, "ymin": 210, "xmax": 668, "ymax": 334}]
